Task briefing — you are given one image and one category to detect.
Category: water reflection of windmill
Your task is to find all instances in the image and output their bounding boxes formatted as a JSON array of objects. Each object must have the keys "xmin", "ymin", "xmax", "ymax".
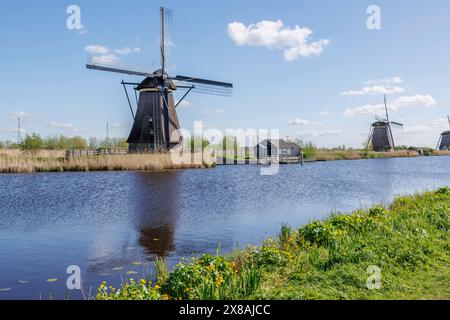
[
  {"xmin": 86, "ymin": 7, "xmax": 233, "ymax": 151},
  {"xmin": 437, "ymin": 115, "xmax": 450, "ymax": 150},
  {"xmin": 367, "ymin": 95, "xmax": 404, "ymax": 152}
]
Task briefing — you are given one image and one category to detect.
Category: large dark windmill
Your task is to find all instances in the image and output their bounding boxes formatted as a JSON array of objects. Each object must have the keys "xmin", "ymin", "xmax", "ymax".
[
  {"xmin": 367, "ymin": 95, "xmax": 403, "ymax": 152},
  {"xmin": 86, "ymin": 7, "xmax": 233, "ymax": 151},
  {"xmin": 437, "ymin": 115, "xmax": 450, "ymax": 150}
]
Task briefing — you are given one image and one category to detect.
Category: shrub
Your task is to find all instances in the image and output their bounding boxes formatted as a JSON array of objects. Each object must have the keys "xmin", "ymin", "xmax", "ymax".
[
  {"xmin": 21, "ymin": 133, "xmax": 44, "ymax": 153},
  {"xmin": 298, "ymin": 221, "xmax": 337, "ymax": 246},
  {"xmin": 368, "ymin": 205, "xmax": 387, "ymax": 217}
]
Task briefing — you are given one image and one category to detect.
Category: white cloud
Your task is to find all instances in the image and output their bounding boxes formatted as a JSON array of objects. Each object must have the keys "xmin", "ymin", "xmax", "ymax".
[
  {"xmin": 433, "ymin": 118, "xmax": 449, "ymax": 126},
  {"xmin": 319, "ymin": 111, "xmax": 333, "ymax": 116},
  {"xmin": 0, "ymin": 127, "xmax": 27, "ymax": 134},
  {"xmin": 297, "ymin": 129, "xmax": 341, "ymax": 138},
  {"xmin": 115, "ymin": 47, "xmax": 141, "ymax": 55},
  {"xmin": 227, "ymin": 20, "xmax": 330, "ymax": 61},
  {"xmin": 9, "ymin": 111, "xmax": 30, "ymax": 120},
  {"xmin": 176, "ymin": 100, "xmax": 192, "ymax": 108},
  {"xmin": 97, "ymin": 54, "xmax": 121, "ymax": 63},
  {"xmin": 202, "ymin": 109, "xmax": 225, "ymax": 115},
  {"xmin": 85, "ymin": 45, "xmax": 109, "ymax": 55},
  {"xmin": 341, "ymin": 85, "xmax": 405, "ymax": 96},
  {"xmin": 344, "ymin": 94, "xmax": 437, "ymax": 117},
  {"xmin": 366, "ymin": 77, "xmax": 403, "ymax": 85},
  {"xmin": 85, "ymin": 45, "xmax": 141, "ymax": 63},
  {"xmin": 401, "ymin": 125, "xmax": 431, "ymax": 134},
  {"xmin": 287, "ymin": 118, "xmax": 309, "ymax": 126},
  {"xmin": 47, "ymin": 122, "xmax": 79, "ymax": 131}
]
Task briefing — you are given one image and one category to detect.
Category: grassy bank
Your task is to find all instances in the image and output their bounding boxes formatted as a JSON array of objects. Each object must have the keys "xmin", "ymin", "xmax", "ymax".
[
  {"xmin": 0, "ymin": 149, "xmax": 213, "ymax": 173},
  {"xmin": 313, "ymin": 149, "xmax": 450, "ymax": 161},
  {"xmin": 96, "ymin": 187, "xmax": 450, "ymax": 300}
]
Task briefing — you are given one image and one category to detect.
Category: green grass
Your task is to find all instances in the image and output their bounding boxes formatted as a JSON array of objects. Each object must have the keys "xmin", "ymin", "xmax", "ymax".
[{"xmin": 96, "ymin": 187, "xmax": 450, "ymax": 300}]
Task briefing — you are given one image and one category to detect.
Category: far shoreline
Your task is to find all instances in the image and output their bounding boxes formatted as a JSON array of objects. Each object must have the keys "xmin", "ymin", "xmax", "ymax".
[{"xmin": 0, "ymin": 148, "xmax": 448, "ymax": 174}]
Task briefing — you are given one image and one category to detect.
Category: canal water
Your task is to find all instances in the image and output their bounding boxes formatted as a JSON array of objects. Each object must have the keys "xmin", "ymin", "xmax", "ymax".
[{"xmin": 0, "ymin": 156, "xmax": 448, "ymax": 299}]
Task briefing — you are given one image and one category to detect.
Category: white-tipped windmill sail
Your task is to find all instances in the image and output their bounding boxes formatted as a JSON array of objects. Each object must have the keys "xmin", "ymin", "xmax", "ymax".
[
  {"xmin": 86, "ymin": 7, "xmax": 233, "ymax": 151},
  {"xmin": 367, "ymin": 95, "xmax": 403, "ymax": 152},
  {"xmin": 437, "ymin": 115, "xmax": 450, "ymax": 150}
]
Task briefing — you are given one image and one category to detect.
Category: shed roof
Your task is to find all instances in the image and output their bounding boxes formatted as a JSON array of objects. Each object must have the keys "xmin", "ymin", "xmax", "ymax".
[{"xmin": 259, "ymin": 139, "xmax": 300, "ymax": 149}]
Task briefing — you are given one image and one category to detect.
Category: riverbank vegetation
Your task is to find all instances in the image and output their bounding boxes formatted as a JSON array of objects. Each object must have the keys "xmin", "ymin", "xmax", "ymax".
[
  {"xmin": 0, "ymin": 149, "xmax": 213, "ymax": 173},
  {"xmin": 96, "ymin": 187, "xmax": 450, "ymax": 300}
]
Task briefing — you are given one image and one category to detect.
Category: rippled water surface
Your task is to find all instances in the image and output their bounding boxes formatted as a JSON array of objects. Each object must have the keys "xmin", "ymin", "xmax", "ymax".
[{"xmin": 0, "ymin": 156, "xmax": 448, "ymax": 299}]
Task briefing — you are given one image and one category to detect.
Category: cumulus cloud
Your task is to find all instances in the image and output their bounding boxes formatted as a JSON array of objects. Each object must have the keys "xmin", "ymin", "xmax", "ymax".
[
  {"xmin": 9, "ymin": 111, "xmax": 30, "ymax": 120},
  {"xmin": 344, "ymin": 94, "xmax": 437, "ymax": 117},
  {"xmin": 47, "ymin": 122, "xmax": 79, "ymax": 131},
  {"xmin": 227, "ymin": 20, "xmax": 330, "ymax": 61},
  {"xmin": 114, "ymin": 47, "xmax": 141, "ymax": 55},
  {"xmin": 433, "ymin": 118, "xmax": 449, "ymax": 126},
  {"xmin": 319, "ymin": 111, "xmax": 333, "ymax": 116},
  {"xmin": 85, "ymin": 45, "xmax": 141, "ymax": 63},
  {"xmin": 287, "ymin": 118, "xmax": 309, "ymax": 126},
  {"xmin": 341, "ymin": 85, "xmax": 405, "ymax": 96},
  {"xmin": 401, "ymin": 125, "xmax": 431, "ymax": 134},
  {"xmin": 85, "ymin": 45, "xmax": 109, "ymax": 55},
  {"xmin": 366, "ymin": 77, "xmax": 403, "ymax": 85},
  {"xmin": 0, "ymin": 127, "xmax": 27, "ymax": 134},
  {"xmin": 202, "ymin": 109, "xmax": 225, "ymax": 115},
  {"xmin": 297, "ymin": 129, "xmax": 341, "ymax": 138},
  {"xmin": 176, "ymin": 100, "xmax": 192, "ymax": 108}
]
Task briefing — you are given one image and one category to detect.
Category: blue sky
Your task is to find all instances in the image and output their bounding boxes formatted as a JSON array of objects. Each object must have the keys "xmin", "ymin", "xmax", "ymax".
[{"xmin": 0, "ymin": 0, "xmax": 449, "ymax": 148}]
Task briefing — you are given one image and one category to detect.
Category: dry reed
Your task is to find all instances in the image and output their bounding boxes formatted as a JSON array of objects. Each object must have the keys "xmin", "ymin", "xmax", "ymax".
[
  {"xmin": 315, "ymin": 150, "xmax": 420, "ymax": 161},
  {"xmin": 0, "ymin": 150, "xmax": 213, "ymax": 174}
]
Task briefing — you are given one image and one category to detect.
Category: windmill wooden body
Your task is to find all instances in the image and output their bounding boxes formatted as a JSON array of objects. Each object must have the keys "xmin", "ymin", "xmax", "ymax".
[
  {"xmin": 437, "ymin": 116, "xmax": 450, "ymax": 150},
  {"xmin": 86, "ymin": 7, "xmax": 233, "ymax": 151},
  {"xmin": 367, "ymin": 96, "xmax": 403, "ymax": 152}
]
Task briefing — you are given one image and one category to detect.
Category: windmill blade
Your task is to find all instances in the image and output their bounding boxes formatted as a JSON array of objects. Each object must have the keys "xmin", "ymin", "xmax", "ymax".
[
  {"xmin": 86, "ymin": 56, "xmax": 154, "ymax": 77},
  {"xmin": 160, "ymin": 7, "xmax": 173, "ymax": 73},
  {"xmin": 172, "ymin": 75, "xmax": 233, "ymax": 97},
  {"xmin": 390, "ymin": 121, "xmax": 404, "ymax": 128}
]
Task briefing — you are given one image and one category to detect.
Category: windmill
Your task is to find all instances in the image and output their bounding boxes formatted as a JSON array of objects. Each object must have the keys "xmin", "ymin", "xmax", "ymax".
[
  {"xmin": 86, "ymin": 7, "xmax": 233, "ymax": 151},
  {"xmin": 367, "ymin": 95, "xmax": 403, "ymax": 152},
  {"xmin": 437, "ymin": 115, "xmax": 450, "ymax": 150}
]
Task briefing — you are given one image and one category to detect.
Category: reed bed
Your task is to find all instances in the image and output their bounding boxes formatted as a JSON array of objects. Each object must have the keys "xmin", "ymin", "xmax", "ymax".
[
  {"xmin": 315, "ymin": 149, "xmax": 420, "ymax": 161},
  {"xmin": 0, "ymin": 150, "xmax": 213, "ymax": 173}
]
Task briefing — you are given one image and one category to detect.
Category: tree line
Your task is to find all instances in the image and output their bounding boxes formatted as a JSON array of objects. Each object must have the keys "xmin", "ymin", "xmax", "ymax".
[{"xmin": 0, "ymin": 134, "xmax": 128, "ymax": 151}]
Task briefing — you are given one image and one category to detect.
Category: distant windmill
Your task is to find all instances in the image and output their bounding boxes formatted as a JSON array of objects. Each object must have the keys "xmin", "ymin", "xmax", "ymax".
[
  {"xmin": 437, "ymin": 115, "xmax": 450, "ymax": 150},
  {"xmin": 367, "ymin": 95, "xmax": 403, "ymax": 152},
  {"xmin": 86, "ymin": 7, "xmax": 233, "ymax": 151}
]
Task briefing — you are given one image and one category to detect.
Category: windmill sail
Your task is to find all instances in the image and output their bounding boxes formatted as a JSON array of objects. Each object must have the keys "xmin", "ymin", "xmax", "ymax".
[
  {"xmin": 160, "ymin": 7, "xmax": 173, "ymax": 73},
  {"xmin": 173, "ymin": 75, "xmax": 233, "ymax": 96},
  {"xmin": 87, "ymin": 56, "xmax": 154, "ymax": 77},
  {"xmin": 86, "ymin": 6, "xmax": 233, "ymax": 151}
]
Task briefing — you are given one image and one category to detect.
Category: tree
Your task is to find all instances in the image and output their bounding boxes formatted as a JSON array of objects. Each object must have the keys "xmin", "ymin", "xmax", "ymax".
[
  {"xmin": 69, "ymin": 136, "xmax": 88, "ymax": 150},
  {"xmin": 21, "ymin": 133, "xmax": 44, "ymax": 153},
  {"xmin": 89, "ymin": 137, "xmax": 99, "ymax": 150},
  {"xmin": 0, "ymin": 141, "xmax": 4, "ymax": 149},
  {"xmin": 302, "ymin": 142, "xmax": 317, "ymax": 159}
]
